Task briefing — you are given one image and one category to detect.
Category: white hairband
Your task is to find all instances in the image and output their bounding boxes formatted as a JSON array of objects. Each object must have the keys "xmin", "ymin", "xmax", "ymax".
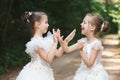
[
  {"xmin": 28, "ymin": 12, "xmax": 32, "ymax": 16},
  {"xmin": 27, "ymin": 12, "xmax": 32, "ymax": 23},
  {"xmin": 100, "ymin": 23, "xmax": 104, "ymax": 32}
]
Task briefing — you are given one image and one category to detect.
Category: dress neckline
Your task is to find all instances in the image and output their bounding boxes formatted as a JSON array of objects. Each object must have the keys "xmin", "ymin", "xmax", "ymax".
[
  {"xmin": 85, "ymin": 38, "xmax": 99, "ymax": 45},
  {"xmin": 31, "ymin": 35, "xmax": 43, "ymax": 40}
]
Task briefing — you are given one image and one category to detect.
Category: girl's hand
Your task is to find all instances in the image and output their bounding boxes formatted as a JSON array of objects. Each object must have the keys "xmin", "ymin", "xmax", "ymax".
[
  {"xmin": 52, "ymin": 29, "xmax": 58, "ymax": 44},
  {"xmin": 56, "ymin": 28, "xmax": 62, "ymax": 40},
  {"xmin": 64, "ymin": 29, "xmax": 76, "ymax": 43},
  {"xmin": 57, "ymin": 29, "xmax": 76, "ymax": 53},
  {"xmin": 56, "ymin": 28, "xmax": 64, "ymax": 44},
  {"xmin": 77, "ymin": 40, "xmax": 84, "ymax": 51},
  {"xmin": 58, "ymin": 29, "xmax": 76, "ymax": 45}
]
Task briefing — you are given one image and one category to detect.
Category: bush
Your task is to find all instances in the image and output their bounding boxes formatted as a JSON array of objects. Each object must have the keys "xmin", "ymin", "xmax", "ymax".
[{"xmin": 0, "ymin": 43, "xmax": 30, "ymax": 74}]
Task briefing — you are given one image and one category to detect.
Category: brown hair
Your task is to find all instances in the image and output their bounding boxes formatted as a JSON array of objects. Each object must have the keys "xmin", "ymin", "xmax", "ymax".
[
  {"xmin": 86, "ymin": 13, "xmax": 109, "ymax": 34},
  {"xmin": 23, "ymin": 11, "xmax": 46, "ymax": 36}
]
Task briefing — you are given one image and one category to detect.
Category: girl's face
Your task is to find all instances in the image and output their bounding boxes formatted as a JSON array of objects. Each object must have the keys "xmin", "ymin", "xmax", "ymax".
[
  {"xmin": 80, "ymin": 15, "xmax": 94, "ymax": 35},
  {"xmin": 37, "ymin": 15, "xmax": 49, "ymax": 34}
]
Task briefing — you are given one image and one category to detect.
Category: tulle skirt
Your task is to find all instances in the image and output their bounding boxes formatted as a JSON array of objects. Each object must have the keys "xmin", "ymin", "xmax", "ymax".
[
  {"xmin": 73, "ymin": 63, "xmax": 109, "ymax": 80},
  {"xmin": 16, "ymin": 62, "xmax": 54, "ymax": 80}
]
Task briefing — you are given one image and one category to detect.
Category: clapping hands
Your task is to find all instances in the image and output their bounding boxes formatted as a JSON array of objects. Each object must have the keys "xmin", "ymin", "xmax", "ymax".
[
  {"xmin": 58, "ymin": 29, "xmax": 76, "ymax": 45},
  {"xmin": 52, "ymin": 28, "xmax": 76, "ymax": 46}
]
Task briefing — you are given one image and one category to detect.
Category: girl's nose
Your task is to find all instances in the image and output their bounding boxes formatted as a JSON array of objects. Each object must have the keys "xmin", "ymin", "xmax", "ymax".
[
  {"xmin": 80, "ymin": 22, "xmax": 83, "ymax": 26},
  {"xmin": 80, "ymin": 23, "xmax": 82, "ymax": 27},
  {"xmin": 48, "ymin": 24, "xmax": 49, "ymax": 26}
]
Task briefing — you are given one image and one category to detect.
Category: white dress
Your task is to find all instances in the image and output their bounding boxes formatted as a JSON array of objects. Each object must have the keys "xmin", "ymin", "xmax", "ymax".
[
  {"xmin": 16, "ymin": 32, "xmax": 54, "ymax": 80},
  {"xmin": 73, "ymin": 38, "xmax": 109, "ymax": 80}
]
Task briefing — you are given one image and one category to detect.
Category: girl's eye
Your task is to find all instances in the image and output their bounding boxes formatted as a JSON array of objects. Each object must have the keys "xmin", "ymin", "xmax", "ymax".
[
  {"xmin": 84, "ymin": 22, "xmax": 86, "ymax": 24},
  {"xmin": 83, "ymin": 21, "xmax": 85, "ymax": 24},
  {"xmin": 82, "ymin": 20, "xmax": 85, "ymax": 24},
  {"xmin": 45, "ymin": 21, "xmax": 48, "ymax": 24}
]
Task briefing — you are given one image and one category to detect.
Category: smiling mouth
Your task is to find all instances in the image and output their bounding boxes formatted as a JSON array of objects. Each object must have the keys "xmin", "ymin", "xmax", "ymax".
[{"xmin": 81, "ymin": 27, "xmax": 84, "ymax": 30}]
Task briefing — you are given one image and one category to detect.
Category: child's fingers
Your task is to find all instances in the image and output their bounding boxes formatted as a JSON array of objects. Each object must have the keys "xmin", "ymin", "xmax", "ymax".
[
  {"xmin": 56, "ymin": 28, "xmax": 61, "ymax": 37},
  {"xmin": 52, "ymin": 29, "xmax": 58, "ymax": 43},
  {"xmin": 66, "ymin": 29, "xmax": 76, "ymax": 39},
  {"xmin": 52, "ymin": 28, "xmax": 55, "ymax": 34},
  {"xmin": 59, "ymin": 36, "xmax": 64, "ymax": 43},
  {"xmin": 65, "ymin": 29, "xmax": 76, "ymax": 43},
  {"xmin": 61, "ymin": 36, "xmax": 64, "ymax": 39},
  {"xmin": 77, "ymin": 40, "xmax": 84, "ymax": 49},
  {"xmin": 57, "ymin": 28, "xmax": 60, "ymax": 34},
  {"xmin": 77, "ymin": 40, "xmax": 83, "ymax": 45}
]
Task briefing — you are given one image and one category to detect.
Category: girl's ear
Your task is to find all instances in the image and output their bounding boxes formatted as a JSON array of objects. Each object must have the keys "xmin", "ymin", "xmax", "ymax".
[
  {"xmin": 90, "ymin": 24, "xmax": 96, "ymax": 31},
  {"xmin": 34, "ymin": 21, "xmax": 40, "ymax": 28}
]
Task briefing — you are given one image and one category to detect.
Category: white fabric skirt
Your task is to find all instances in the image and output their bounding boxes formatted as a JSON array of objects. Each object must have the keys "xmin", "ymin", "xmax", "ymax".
[
  {"xmin": 16, "ymin": 62, "xmax": 54, "ymax": 80},
  {"xmin": 73, "ymin": 63, "xmax": 109, "ymax": 80}
]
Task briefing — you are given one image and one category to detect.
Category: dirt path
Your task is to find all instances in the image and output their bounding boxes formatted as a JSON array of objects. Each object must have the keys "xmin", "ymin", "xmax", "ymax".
[{"xmin": 0, "ymin": 34, "xmax": 120, "ymax": 80}]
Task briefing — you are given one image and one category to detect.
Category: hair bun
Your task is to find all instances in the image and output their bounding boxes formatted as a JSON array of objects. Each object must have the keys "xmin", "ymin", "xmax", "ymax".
[
  {"xmin": 102, "ymin": 21, "xmax": 110, "ymax": 32},
  {"xmin": 22, "ymin": 11, "xmax": 32, "ymax": 23}
]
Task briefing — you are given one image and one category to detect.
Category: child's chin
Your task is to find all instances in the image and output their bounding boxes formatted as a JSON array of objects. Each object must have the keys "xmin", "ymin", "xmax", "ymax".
[
  {"xmin": 81, "ymin": 32, "xmax": 85, "ymax": 35},
  {"xmin": 44, "ymin": 30, "xmax": 47, "ymax": 33},
  {"xmin": 81, "ymin": 31, "xmax": 84, "ymax": 34}
]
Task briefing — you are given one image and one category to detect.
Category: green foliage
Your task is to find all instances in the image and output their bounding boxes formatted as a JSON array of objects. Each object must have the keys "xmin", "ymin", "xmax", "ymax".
[
  {"xmin": 108, "ymin": 1, "xmax": 120, "ymax": 43},
  {"xmin": 0, "ymin": 43, "xmax": 29, "ymax": 74},
  {"xmin": 108, "ymin": 1, "xmax": 120, "ymax": 24}
]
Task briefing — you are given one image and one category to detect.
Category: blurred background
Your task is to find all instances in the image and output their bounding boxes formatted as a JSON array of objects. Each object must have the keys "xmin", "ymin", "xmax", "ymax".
[{"xmin": 0, "ymin": 0, "xmax": 120, "ymax": 79}]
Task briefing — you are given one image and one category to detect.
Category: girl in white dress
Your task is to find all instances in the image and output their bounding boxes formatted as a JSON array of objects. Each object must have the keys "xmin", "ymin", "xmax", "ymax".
[
  {"xmin": 59, "ymin": 13, "xmax": 110, "ymax": 80},
  {"xmin": 16, "ymin": 11, "xmax": 75, "ymax": 80}
]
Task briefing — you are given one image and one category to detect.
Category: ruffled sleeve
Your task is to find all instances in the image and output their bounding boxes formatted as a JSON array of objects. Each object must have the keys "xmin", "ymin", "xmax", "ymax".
[
  {"xmin": 25, "ymin": 38, "xmax": 44, "ymax": 55},
  {"xmin": 25, "ymin": 31, "xmax": 54, "ymax": 55},
  {"xmin": 25, "ymin": 41, "xmax": 33, "ymax": 54},
  {"xmin": 93, "ymin": 40, "xmax": 103, "ymax": 50}
]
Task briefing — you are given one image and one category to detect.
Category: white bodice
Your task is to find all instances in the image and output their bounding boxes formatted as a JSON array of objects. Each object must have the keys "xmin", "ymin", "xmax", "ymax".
[
  {"xmin": 25, "ymin": 32, "xmax": 53, "ymax": 70},
  {"xmin": 80, "ymin": 38, "xmax": 103, "ymax": 68}
]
